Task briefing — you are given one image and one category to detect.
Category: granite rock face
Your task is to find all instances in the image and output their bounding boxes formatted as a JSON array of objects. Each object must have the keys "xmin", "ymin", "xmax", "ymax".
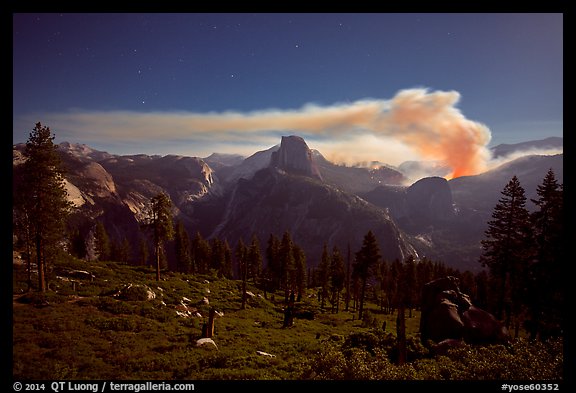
[
  {"xmin": 210, "ymin": 166, "xmax": 417, "ymax": 267},
  {"xmin": 270, "ymin": 135, "xmax": 322, "ymax": 179},
  {"xmin": 419, "ymin": 276, "xmax": 509, "ymax": 346},
  {"xmin": 406, "ymin": 176, "xmax": 454, "ymax": 222}
]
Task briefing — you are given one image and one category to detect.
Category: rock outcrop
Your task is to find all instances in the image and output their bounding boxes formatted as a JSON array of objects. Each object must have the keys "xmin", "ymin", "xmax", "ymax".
[
  {"xmin": 362, "ymin": 176, "xmax": 455, "ymax": 233},
  {"xmin": 270, "ymin": 135, "xmax": 322, "ymax": 180},
  {"xmin": 406, "ymin": 176, "xmax": 454, "ymax": 222},
  {"xmin": 210, "ymin": 166, "xmax": 417, "ymax": 267},
  {"xmin": 419, "ymin": 276, "xmax": 509, "ymax": 346}
]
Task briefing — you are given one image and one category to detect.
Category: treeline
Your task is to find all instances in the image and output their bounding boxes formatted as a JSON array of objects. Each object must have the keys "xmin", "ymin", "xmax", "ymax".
[
  {"xmin": 13, "ymin": 123, "xmax": 564, "ymax": 342},
  {"xmin": 90, "ymin": 208, "xmax": 471, "ymax": 321},
  {"xmin": 479, "ymin": 171, "xmax": 564, "ymax": 341},
  {"xmin": 10, "ymin": 124, "xmax": 474, "ymax": 319}
]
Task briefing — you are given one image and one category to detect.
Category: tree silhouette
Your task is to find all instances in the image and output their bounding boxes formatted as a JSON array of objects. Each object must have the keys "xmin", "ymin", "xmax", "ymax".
[
  {"xmin": 480, "ymin": 176, "xmax": 532, "ymax": 324},
  {"xmin": 265, "ymin": 233, "xmax": 281, "ymax": 292},
  {"xmin": 174, "ymin": 220, "xmax": 192, "ymax": 273},
  {"xmin": 329, "ymin": 246, "xmax": 346, "ymax": 313},
  {"xmin": 191, "ymin": 231, "xmax": 211, "ymax": 274},
  {"xmin": 236, "ymin": 238, "xmax": 248, "ymax": 309},
  {"xmin": 354, "ymin": 230, "xmax": 381, "ymax": 320},
  {"xmin": 15, "ymin": 123, "xmax": 72, "ymax": 292},
  {"xmin": 526, "ymin": 169, "xmax": 564, "ymax": 340},
  {"xmin": 112, "ymin": 236, "xmax": 131, "ymax": 264},
  {"xmin": 401, "ymin": 255, "xmax": 417, "ymax": 318},
  {"xmin": 142, "ymin": 193, "xmax": 174, "ymax": 281},
  {"xmin": 293, "ymin": 244, "xmax": 307, "ymax": 301},
  {"xmin": 247, "ymin": 234, "xmax": 263, "ymax": 282},
  {"xmin": 279, "ymin": 231, "xmax": 295, "ymax": 302},
  {"xmin": 317, "ymin": 243, "xmax": 331, "ymax": 310},
  {"xmin": 93, "ymin": 221, "xmax": 111, "ymax": 261}
]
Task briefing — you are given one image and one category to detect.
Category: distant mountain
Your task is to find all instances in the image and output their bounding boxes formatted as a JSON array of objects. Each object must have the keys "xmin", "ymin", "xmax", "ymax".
[
  {"xmin": 211, "ymin": 145, "xmax": 416, "ymax": 264},
  {"xmin": 211, "ymin": 137, "xmax": 406, "ymax": 193},
  {"xmin": 215, "ymin": 144, "xmax": 280, "ymax": 185},
  {"xmin": 490, "ymin": 136, "xmax": 563, "ymax": 158},
  {"xmin": 12, "ymin": 139, "xmax": 416, "ymax": 268},
  {"xmin": 12, "ymin": 137, "xmax": 563, "ymax": 272},
  {"xmin": 13, "ymin": 142, "xmax": 222, "ymax": 261},
  {"xmin": 362, "ymin": 153, "xmax": 563, "ymax": 271},
  {"xmin": 313, "ymin": 151, "xmax": 406, "ymax": 194},
  {"xmin": 362, "ymin": 177, "xmax": 455, "ymax": 234},
  {"xmin": 444, "ymin": 153, "xmax": 563, "ymax": 271},
  {"xmin": 202, "ymin": 153, "xmax": 245, "ymax": 171},
  {"xmin": 270, "ymin": 135, "xmax": 322, "ymax": 179},
  {"xmin": 450, "ymin": 153, "xmax": 563, "ymax": 213}
]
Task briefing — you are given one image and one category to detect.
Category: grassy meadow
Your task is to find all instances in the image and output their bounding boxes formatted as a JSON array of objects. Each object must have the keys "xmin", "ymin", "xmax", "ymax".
[{"xmin": 12, "ymin": 254, "xmax": 563, "ymax": 381}]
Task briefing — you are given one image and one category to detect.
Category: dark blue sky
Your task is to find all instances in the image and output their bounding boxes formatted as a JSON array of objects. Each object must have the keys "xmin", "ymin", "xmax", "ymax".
[{"xmin": 13, "ymin": 13, "xmax": 563, "ymax": 164}]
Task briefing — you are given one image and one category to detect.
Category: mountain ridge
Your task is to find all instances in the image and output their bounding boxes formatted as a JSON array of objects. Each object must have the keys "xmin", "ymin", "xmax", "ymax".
[{"xmin": 12, "ymin": 136, "xmax": 563, "ymax": 272}]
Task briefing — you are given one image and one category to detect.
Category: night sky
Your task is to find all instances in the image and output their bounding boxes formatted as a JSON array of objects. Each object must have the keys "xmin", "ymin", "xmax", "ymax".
[{"xmin": 12, "ymin": 13, "xmax": 563, "ymax": 170}]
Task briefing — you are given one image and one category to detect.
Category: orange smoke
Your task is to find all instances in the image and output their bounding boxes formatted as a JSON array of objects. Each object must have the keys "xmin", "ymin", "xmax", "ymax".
[
  {"xmin": 34, "ymin": 88, "xmax": 492, "ymax": 178},
  {"xmin": 382, "ymin": 89, "xmax": 492, "ymax": 178}
]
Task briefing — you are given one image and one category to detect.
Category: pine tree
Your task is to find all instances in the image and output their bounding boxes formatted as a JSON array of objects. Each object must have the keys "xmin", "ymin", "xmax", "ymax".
[
  {"xmin": 329, "ymin": 246, "xmax": 346, "ymax": 313},
  {"xmin": 208, "ymin": 238, "xmax": 233, "ymax": 278},
  {"xmin": 401, "ymin": 255, "xmax": 417, "ymax": 318},
  {"xmin": 279, "ymin": 231, "xmax": 295, "ymax": 302},
  {"xmin": 344, "ymin": 242, "xmax": 352, "ymax": 311},
  {"xmin": 236, "ymin": 238, "xmax": 248, "ymax": 309},
  {"xmin": 415, "ymin": 258, "xmax": 433, "ymax": 310},
  {"xmin": 377, "ymin": 259, "xmax": 389, "ymax": 313},
  {"xmin": 142, "ymin": 192, "xmax": 174, "ymax": 281},
  {"xmin": 293, "ymin": 244, "xmax": 307, "ymax": 301},
  {"xmin": 174, "ymin": 220, "xmax": 192, "ymax": 273},
  {"xmin": 222, "ymin": 240, "xmax": 233, "ymax": 279},
  {"xmin": 317, "ymin": 243, "xmax": 331, "ymax": 310},
  {"xmin": 265, "ymin": 233, "xmax": 281, "ymax": 292},
  {"xmin": 526, "ymin": 169, "xmax": 564, "ymax": 340},
  {"xmin": 354, "ymin": 230, "xmax": 381, "ymax": 320},
  {"xmin": 191, "ymin": 231, "xmax": 211, "ymax": 274},
  {"xmin": 388, "ymin": 259, "xmax": 402, "ymax": 313},
  {"xmin": 480, "ymin": 176, "xmax": 532, "ymax": 323},
  {"xmin": 247, "ymin": 234, "xmax": 263, "ymax": 282},
  {"xmin": 138, "ymin": 237, "xmax": 149, "ymax": 267},
  {"xmin": 67, "ymin": 227, "xmax": 87, "ymax": 260},
  {"xmin": 94, "ymin": 221, "xmax": 111, "ymax": 261},
  {"xmin": 111, "ymin": 236, "xmax": 131, "ymax": 264},
  {"xmin": 16, "ymin": 123, "xmax": 72, "ymax": 292}
]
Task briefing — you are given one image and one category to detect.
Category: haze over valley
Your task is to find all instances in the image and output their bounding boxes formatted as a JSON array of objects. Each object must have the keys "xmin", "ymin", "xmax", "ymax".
[{"xmin": 13, "ymin": 134, "xmax": 563, "ymax": 273}]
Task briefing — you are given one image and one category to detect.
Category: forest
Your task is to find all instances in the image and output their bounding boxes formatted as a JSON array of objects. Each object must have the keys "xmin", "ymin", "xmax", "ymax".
[{"xmin": 12, "ymin": 123, "xmax": 564, "ymax": 381}]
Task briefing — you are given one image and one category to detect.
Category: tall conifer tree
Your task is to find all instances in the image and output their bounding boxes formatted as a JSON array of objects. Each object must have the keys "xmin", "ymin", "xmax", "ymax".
[
  {"xmin": 17, "ymin": 123, "xmax": 72, "ymax": 292},
  {"xmin": 480, "ymin": 176, "xmax": 532, "ymax": 323},
  {"xmin": 143, "ymin": 193, "xmax": 174, "ymax": 281},
  {"xmin": 354, "ymin": 230, "xmax": 381, "ymax": 320},
  {"xmin": 526, "ymin": 169, "xmax": 563, "ymax": 339}
]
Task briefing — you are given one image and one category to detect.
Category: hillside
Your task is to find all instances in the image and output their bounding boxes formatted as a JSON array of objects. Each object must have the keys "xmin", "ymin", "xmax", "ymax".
[
  {"xmin": 12, "ymin": 137, "xmax": 563, "ymax": 273},
  {"xmin": 490, "ymin": 137, "xmax": 563, "ymax": 159},
  {"xmin": 12, "ymin": 254, "xmax": 563, "ymax": 381}
]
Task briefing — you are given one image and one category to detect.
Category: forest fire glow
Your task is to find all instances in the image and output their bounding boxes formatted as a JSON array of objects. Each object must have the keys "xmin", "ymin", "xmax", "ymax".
[{"xmin": 33, "ymin": 89, "xmax": 492, "ymax": 178}]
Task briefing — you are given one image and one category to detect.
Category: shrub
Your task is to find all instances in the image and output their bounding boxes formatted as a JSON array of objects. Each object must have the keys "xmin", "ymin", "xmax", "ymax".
[
  {"xmin": 85, "ymin": 316, "xmax": 142, "ymax": 332},
  {"xmin": 305, "ymin": 332, "xmax": 563, "ymax": 380},
  {"xmin": 342, "ymin": 331, "xmax": 382, "ymax": 355},
  {"xmin": 94, "ymin": 297, "xmax": 136, "ymax": 314},
  {"xmin": 361, "ymin": 309, "xmax": 379, "ymax": 328}
]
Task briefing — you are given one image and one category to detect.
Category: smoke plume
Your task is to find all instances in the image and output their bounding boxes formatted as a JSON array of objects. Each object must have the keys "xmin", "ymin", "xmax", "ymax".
[{"xmin": 25, "ymin": 88, "xmax": 492, "ymax": 178}]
